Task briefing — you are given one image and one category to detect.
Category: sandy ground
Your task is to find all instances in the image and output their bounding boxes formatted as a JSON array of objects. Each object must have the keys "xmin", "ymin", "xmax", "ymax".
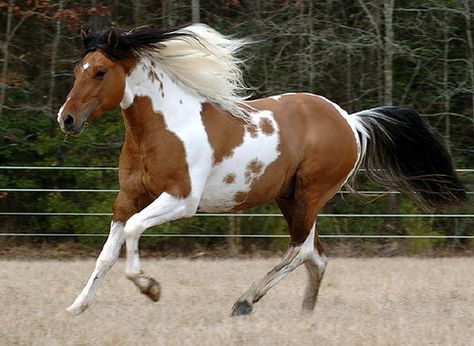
[{"xmin": 0, "ymin": 257, "xmax": 473, "ymax": 346}]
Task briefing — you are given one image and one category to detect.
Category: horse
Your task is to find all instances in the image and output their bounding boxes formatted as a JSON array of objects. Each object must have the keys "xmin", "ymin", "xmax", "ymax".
[{"xmin": 57, "ymin": 24, "xmax": 466, "ymax": 316}]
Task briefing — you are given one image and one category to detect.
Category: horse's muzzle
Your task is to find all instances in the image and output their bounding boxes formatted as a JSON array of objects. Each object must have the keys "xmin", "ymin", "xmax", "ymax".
[{"xmin": 59, "ymin": 114, "xmax": 87, "ymax": 136}]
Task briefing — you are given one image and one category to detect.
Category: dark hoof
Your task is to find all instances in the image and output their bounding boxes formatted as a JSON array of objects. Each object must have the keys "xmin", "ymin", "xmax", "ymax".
[
  {"xmin": 231, "ymin": 301, "xmax": 253, "ymax": 316},
  {"xmin": 141, "ymin": 278, "xmax": 161, "ymax": 302}
]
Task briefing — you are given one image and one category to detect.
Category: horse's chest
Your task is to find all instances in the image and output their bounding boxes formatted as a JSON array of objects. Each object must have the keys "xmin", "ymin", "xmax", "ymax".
[{"xmin": 199, "ymin": 111, "xmax": 281, "ymax": 211}]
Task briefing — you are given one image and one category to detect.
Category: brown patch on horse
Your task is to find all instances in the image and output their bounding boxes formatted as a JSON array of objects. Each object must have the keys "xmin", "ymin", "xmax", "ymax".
[
  {"xmin": 120, "ymin": 56, "xmax": 140, "ymax": 75},
  {"xmin": 147, "ymin": 69, "xmax": 159, "ymax": 82},
  {"xmin": 112, "ymin": 96, "xmax": 191, "ymax": 221},
  {"xmin": 147, "ymin": 69, "xmax": 165, "ymax": 97},
  {"xmin": 259, "ymin": 117, "xmax": 275, "ymax": 136},
  {"xmin": 223, "ymin": 173, "xmax": 236, "ymax": 184},
  {"xmin": 234, "ymin": 191, "xmax": 247, "ymax": 204},
  {"xmin": 245, "ymin": 123, "xmax": 258, "ymax": 138},
  {"xmin": 200, "ymin": 103, "xmax": 245, "ymax": 165},
  {"xmin": 244, "ymin": 159, "xmax": 264, "ymax": 184},
  {"xmin": 159, "ymin": 80, "xmax": 164, "ymax": 98}
]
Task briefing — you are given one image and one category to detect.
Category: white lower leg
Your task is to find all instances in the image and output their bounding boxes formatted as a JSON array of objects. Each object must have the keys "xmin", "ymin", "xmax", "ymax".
[
  {"xmin": 66, "ymin": 221, "xmax": 125, "ymax": 315},
  {"xmin": 236, "ymin": 246, "xmax": 305, "ymax": 306},
  {"xmin": 124, "ymin": 234, "xmax": 161, "ymax": 301},
  {"xmin": 232, "ymin": 225, "xmax": 317, "ymax": 315},
  {"xmin": 123, "ymin": 193, "xmax": 194, "ymax": 301},
  {"xmin": 302, "ymin": 251, "xmax": 327, "ymax": 311}
]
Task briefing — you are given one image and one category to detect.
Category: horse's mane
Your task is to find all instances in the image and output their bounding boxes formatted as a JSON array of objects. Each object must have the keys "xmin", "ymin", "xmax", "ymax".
[{"xmin": 82, "ymin": 24, "xmax": 251, "ymax": 120}]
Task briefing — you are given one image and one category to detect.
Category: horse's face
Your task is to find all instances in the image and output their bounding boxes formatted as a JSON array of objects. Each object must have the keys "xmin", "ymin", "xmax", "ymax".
[{"xmin": 57, "ymin": 51, "xmax": 126, "ymax": 135}]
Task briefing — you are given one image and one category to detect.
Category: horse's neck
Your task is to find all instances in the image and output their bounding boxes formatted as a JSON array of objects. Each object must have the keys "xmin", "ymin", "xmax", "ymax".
[{"xmin": 120, "ymin": 57, "xmax": 205, "ymax": 137}]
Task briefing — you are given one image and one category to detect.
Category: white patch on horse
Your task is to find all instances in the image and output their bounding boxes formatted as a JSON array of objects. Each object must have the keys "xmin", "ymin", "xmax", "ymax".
[
  {"xmin": 121, "ymin": 57, "xmax": 213, "ymax": 210},
  {"xmin": 300, "ymin": 225, "xmax": 315, "ymax": 256},
  {"xmin": 82, "ymin": 62, "xmax": 90, "ymax": 71},
  {"xmin": 57, "ymin": 97, "xmax": 71, "ymax": 121},
  {"xmin": 199, "ymin": 110, "xmax": 280, "ymax": 212},
  {"xmin": 268, "ymin": 92, "xmax": 297, "ymax": 101}
]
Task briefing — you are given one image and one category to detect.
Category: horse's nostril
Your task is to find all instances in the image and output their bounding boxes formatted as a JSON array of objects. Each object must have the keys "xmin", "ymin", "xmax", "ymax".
[{"xmin": 64, "ymin": 115, "xmax": 74, "ymax": 129}]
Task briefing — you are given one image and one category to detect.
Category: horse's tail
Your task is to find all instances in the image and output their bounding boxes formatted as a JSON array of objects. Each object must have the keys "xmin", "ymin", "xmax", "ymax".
[{"xmin": 345, "ymin": 106, "xmax": 467, "ymax": 210}]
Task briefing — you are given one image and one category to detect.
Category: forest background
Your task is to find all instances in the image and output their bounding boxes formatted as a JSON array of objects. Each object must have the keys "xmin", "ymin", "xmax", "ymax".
[{"xmin": 1, "ymin": 0, "xmax": 473, "ymax": 256}]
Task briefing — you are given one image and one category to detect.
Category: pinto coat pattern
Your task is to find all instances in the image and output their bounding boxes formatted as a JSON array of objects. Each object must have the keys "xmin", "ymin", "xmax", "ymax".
[{"xmin": 57, "ymin": 24, "xmax": 466, "ymax": 315}]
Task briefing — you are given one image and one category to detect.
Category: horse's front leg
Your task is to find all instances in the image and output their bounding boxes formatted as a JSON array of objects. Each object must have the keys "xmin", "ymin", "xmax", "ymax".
[
  {"xmin": 123, "ymin": 192, "xmax": 198, "ymax": 300},
  {"xmin": 66, "ymin": 221, "xmax": 125, "ymax": 315}
]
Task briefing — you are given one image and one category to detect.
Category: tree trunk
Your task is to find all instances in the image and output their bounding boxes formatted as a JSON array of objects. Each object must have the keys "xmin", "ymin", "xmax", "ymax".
[
  {"xmin": 443, "ymin": 11, "xmax": 451, "ymax": 156},
  {"xmin": 308, "ymin": 0, "xmax": 314, "ymax": 91},
  {"xmin": 463, "ymin": 0, "xmax": 474, "ymax": 137},
  {"xmin": 0, "ymin": 0, "xmax": 14, "ymax": 116},
  {"xmin": 357, "ymin": 0, "xmax": 384, "ymax": 103},
  {"xmin": 383, "ymin": 0, "xmax": 398, "ymax": 228},
  {"xmin": 192, "ymin": 0, "xmax": 200, "ymax": 24},
  {"xmin": 47, "ymin": 0, "xmax": 64, "ymax": 115},
  {"xmin": 132, "ymin": 0, "xmax": 146, "ymax": 24},
  {"xmin": 227, "ymin": 215, "xmax": 241, "ymax": 256},
  {"xmin": 383, "ymin": 0, "xmax": 394, "ymax": 106}
]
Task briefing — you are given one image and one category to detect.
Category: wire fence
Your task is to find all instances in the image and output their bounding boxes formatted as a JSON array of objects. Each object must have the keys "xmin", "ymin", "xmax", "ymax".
[{"xmin": 1, "ymin": 166, "xmax": 473, "ymax": 240}]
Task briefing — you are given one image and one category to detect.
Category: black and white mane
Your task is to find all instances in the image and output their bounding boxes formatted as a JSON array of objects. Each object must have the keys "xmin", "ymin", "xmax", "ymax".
[{"xmin": 82, "ymin": 24, "xmax": 251, "ymax": 119}]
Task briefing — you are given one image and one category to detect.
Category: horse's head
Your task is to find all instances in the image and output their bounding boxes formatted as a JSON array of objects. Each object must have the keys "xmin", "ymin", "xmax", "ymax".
[{"xmin": 57, "ymin": 28, "xmax": 130, "ymax": 136}]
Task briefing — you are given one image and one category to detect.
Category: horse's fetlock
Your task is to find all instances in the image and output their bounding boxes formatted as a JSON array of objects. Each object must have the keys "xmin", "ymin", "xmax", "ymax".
[{"xmin": 125, "ymin": 269, "xmax": 139, "ymax": 280}]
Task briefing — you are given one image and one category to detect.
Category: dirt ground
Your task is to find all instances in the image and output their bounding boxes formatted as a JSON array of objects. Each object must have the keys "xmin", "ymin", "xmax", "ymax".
[{"xmin": 0, "ymin": 257, "xmax": 473, "ymax": 345}]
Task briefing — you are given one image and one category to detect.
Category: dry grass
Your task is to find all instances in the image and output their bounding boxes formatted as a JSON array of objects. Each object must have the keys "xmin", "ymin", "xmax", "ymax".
[{"xmin": 0, "ymin": 257, "xmax": 473, "ymax": 345}]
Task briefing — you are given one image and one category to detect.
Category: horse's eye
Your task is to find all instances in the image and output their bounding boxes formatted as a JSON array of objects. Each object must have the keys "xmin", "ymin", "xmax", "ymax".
[{"xmin": 95, "ymin": 70, "xmax": 107, "ymax": 79}]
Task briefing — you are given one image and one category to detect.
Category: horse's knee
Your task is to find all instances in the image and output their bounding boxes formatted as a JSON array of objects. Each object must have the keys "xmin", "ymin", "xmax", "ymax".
[{"xmin": 124, "ymin": 215, "xmax": 145, "ymax": 239}]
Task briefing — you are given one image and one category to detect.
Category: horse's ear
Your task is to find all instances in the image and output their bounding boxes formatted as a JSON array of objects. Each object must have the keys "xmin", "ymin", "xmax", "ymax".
[
  {"xmin": 107, "ymin": 27, "xmax": 120, "ymax": 49},
  {"xmin": 80, "ymin": 26, "xmax": 89, "ymax": 43}
]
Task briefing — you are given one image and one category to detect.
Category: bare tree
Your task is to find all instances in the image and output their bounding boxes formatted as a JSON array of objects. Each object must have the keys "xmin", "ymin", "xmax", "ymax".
[
  {"xmin": 47, "ymin": 0, "xmax": 64, "ymax": 114},
  {"xmin": 384, "ymin": 0, "xmax": 394, "ymax": 106},
  {"xmin": 192, "ymin": 0, "xmax": 200, "ymax": 24},
  {"xmin": 463, "ymin": 0, "xmax": 474, "ymax": 136}
]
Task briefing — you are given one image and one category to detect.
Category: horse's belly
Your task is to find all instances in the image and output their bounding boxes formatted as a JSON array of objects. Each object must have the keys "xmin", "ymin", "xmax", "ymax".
[
  {"xmin": 198, "ymin": 182, "xmax": 243, "ymax": 212},
  {"xmin": 199, "ymin": 161, "xmax": 263, "ymax": 212},
  {"xmin": 199, "ymin": 110, "xmax": 281, "ymax": 212}
]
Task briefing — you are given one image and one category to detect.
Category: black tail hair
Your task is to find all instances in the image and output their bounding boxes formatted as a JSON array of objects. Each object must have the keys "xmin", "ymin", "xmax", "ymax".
[{"xmin": 349, "ymin": 106, "xmax": 467, "ymax": 211}]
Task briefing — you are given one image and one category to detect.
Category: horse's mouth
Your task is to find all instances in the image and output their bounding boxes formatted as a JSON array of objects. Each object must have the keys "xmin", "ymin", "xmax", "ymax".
[
  {"xmin": 67, "ymin": 122, "xmax": 88, "ymax": 136},
  {"xmin": 60, "ymin": 117, "xmax": 89, "ymax": 136}
]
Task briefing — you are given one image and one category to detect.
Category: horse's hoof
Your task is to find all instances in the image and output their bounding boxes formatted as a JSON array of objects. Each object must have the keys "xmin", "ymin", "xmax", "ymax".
[
  {"xmin": 142, "ymin": 278, "xmax": 161, "ymax": 302},
  {"xmin": 231, "ymin": 301, "xmax": 253, "ymax": 316},
  {"xmin": 66, "ymin": 302, "xmax": 88, "ymax": 315}
]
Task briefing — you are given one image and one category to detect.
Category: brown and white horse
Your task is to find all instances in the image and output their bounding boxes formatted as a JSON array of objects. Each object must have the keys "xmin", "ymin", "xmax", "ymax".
[{"xmin": 57, "ymin": 24, "xmax": 466, "ymax": 315}]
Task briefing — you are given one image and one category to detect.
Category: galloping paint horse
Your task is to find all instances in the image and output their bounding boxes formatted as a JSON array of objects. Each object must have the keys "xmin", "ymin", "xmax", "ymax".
[{"xmin": 57, "ymin": 24, "xmax": 466, "ymax": 315}]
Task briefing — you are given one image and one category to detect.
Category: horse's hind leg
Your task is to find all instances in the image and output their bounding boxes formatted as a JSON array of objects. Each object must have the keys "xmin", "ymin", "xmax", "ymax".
[
  {"xmin": 231, "ymin": 172, "xmax": 337, "ymax": 316},
  {"xmin": 231, "ymin": 230, "xmax": 313, "ymax": 316},
  {"xmin": 302, "ymin": 232, "xmax": 327, "ymax": 312},
  {"xmin": 231, "ymin": 189, "xmax": 324, "ymax": 315}
]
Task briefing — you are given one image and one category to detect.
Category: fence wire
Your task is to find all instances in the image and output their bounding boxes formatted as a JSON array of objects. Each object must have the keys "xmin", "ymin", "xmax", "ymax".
[{"xmin": 1, "ymin": 166, "xmax": 473, "ymax": 239}]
